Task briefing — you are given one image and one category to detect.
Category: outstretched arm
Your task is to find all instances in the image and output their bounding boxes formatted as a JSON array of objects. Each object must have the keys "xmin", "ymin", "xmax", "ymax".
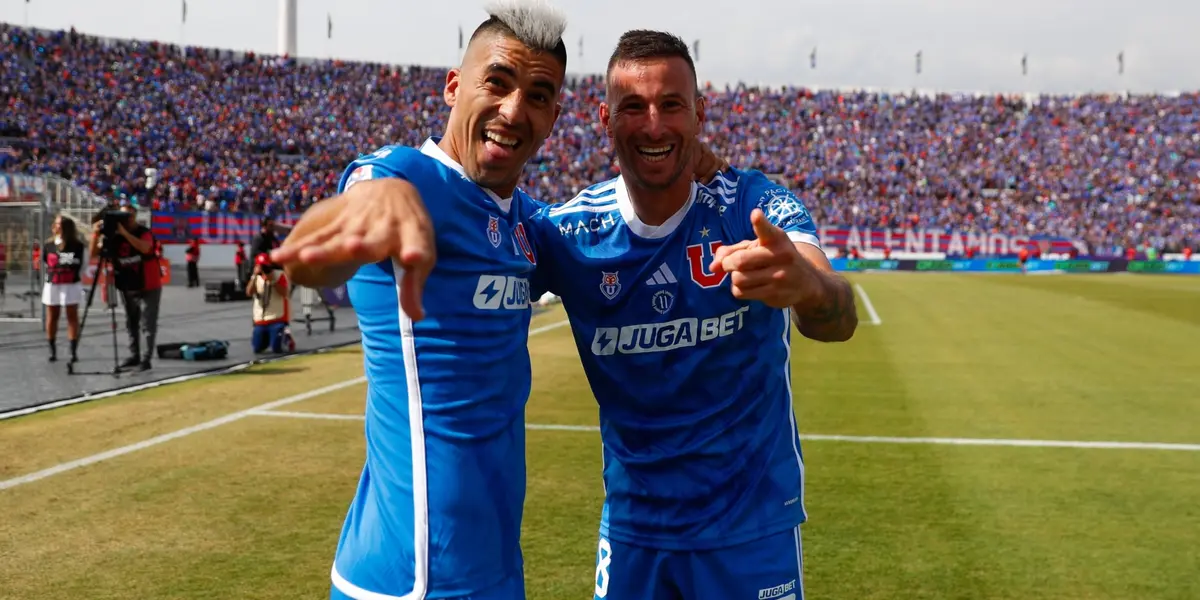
[
  {"xmin": 711, "ymin": 209, "xmax": 857, "ymax": 343},
  {"xmin": 787, "ymin": 243, "xmax": 857, "ymax": 342},
  {"xmin": 269, "ymin": 178, "xmax": 435, "ymax": 321}
]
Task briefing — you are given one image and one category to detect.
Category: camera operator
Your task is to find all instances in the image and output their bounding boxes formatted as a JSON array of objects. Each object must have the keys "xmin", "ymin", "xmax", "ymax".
[
  {"xmin": 252, "ymin": 217, "xmax": 280, "ymax": 259},
  {"xmin": 246, "ymin": 253, "xmax": 294, "ymax": 354},
  {"xmin": 89, "ymin": 205, "xmax": 162, "ymax": 372}
]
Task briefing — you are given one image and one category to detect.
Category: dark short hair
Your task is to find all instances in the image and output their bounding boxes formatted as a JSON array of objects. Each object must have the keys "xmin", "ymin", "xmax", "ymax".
[
  {"xmin": 470, "ymin": 15, "xmax": 568, "ymax": 70},
  {"xmin": 606, "ymin": 30, "xmax": 697, "ymax": 94}
]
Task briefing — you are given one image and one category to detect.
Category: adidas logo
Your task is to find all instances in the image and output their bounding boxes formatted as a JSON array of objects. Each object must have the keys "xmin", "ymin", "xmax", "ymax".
[{"xmin": 645, "ymin": 263, "xmax": 678, "ymax": 286}]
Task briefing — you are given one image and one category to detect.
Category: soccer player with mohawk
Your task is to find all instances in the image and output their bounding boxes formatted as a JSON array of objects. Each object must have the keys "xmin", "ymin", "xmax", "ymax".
[{"xmin": 275, "ymin": 1, "xmax": 569, "ymax": 598}]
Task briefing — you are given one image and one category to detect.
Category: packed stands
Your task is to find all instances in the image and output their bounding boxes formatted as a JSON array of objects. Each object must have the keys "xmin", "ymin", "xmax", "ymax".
[{"xmin": 1, "ymin": 23, "xmax": 1197, "ymax": 255}]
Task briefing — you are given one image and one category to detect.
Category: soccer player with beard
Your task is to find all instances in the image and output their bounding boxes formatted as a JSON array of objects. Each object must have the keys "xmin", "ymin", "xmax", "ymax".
[{"xmin": 525, "ymin": 30, "xmax": 858, "ymax": 599}]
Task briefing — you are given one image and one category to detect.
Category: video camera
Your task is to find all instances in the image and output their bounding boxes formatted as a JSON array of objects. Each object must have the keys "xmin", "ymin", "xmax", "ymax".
[
  {"xmin": 255, "ymin": 252, "xmax": 276, "ymax": 274},
  {"xmin": 97, "ymin": 208, "xmax": 129, "ymax": 247}
]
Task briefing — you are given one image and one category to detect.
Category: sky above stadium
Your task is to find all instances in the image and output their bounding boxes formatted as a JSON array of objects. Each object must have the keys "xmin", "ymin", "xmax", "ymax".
[{"xmin": 3, "ymin": 0, "xmax": 1197, "ymax": 94}]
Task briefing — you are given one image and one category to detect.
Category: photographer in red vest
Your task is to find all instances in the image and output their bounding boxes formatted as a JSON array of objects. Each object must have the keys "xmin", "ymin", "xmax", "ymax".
[
  {"xmin": 246, "ymin": 253, "xmax": 294, "ymax": 354},
  {"xmin": 89, "ymin": 205, "xmax": 162, "ymax": 371}
]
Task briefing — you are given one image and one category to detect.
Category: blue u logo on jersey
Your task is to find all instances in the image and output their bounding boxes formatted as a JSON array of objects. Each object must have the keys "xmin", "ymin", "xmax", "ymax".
[{"xmin": 600, "ymin": 272, "xmax": 621, "ymax": 300}]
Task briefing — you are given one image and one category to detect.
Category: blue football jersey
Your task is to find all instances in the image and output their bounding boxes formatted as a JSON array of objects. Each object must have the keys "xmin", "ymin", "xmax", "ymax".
[
  {"xmin": 527, "ymin": 169, "xmax": 820, "ymax": 551},
  {"xmin": 330, "ymin": 138, "xmax": 542, "ymax": 598}
]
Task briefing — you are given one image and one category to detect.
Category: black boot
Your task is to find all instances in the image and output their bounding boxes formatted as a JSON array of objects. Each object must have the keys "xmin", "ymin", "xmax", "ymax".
[
  {"xmin": 48, "ymin": 339, "xmax": 57, "ymax": 363},
  {"xmin": 69, "ymin": 338, "xmax": 79, "ymax": 363},
  {"xmin": 121, "ymin": 356, "xmax": 141, "ymax": 369}
]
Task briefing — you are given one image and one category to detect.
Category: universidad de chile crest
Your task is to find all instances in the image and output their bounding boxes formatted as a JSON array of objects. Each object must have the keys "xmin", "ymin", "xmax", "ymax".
[
  {"xmin": 599, "ymin": 272, "xmax": 621, "ymax": 300},
  {"xmin": 487, "ymin": 215, "xmax": 502, "ymax": 248}
]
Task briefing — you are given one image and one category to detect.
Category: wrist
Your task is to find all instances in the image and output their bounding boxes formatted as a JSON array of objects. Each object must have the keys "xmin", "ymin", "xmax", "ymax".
[{"xmin": 788, "ymin": 265, "xmax": 829, "ymax": 313}]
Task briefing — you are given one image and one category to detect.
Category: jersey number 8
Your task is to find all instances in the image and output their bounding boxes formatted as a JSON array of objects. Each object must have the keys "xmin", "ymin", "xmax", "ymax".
[{"xmin": 594, "ymin": 537, "xmax": 612, "ymax": 598}]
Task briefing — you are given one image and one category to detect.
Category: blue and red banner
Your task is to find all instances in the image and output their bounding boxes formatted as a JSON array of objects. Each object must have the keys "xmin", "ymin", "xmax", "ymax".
[
  {"xmin": 816, "ymin": 226, "xmax": 1078, "ymax": 255},
  {"xmin": 152, "ymin": 211, "xmax": 301, "ymax": 243},
  {"xmin": 830, "ymin": 258, "xmax": 1200, "ymax": 274},
  {"xmin": 156, "ymin": 211, "xmax": 1084, "ymax": 255}
]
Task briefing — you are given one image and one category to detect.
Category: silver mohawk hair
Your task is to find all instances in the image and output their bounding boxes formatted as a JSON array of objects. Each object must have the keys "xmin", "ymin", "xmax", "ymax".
[{"xmin": 483, "ymin": 0, "xmax": 568, "ymax": 51}]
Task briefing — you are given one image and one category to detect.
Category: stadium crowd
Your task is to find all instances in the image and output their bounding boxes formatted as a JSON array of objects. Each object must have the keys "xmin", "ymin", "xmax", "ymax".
[{"xmin": 1, "ymin": 24, "xmax": 1197, "ymax": 254}]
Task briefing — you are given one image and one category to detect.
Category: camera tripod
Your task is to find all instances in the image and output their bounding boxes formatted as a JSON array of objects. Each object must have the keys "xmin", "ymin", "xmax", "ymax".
[{"xmin": 68, "ymin": 249, "xmax": 122, "ymax": 377}]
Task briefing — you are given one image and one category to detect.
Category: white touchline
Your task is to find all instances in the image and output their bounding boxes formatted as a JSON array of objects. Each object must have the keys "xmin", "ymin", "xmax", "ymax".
[
  {"xmin": 9, "ymin": 312, "xmax": 1196, "ymax": 494},
  {"xmin": 0, "ymin": 377, "xmax": 366, "ymax": 491},
  {"xmin": 250, "ymin": 411, "xmax": 1200, "ymax": 452},
  {"xmin": 798, "ymin": 433, "xmax": 1200, "ymax": 451},
  {"xmin": 529, "ymin": 319, "xmax": 570, "ymax": 336},
  {"xmin": 0, "ymin": 319, "xmax": 571, "ymax": 491},
  {"xmin": 854, "ymin": 283, "xmax": 882, "ymax": 325},
  {"xmin": 248, "ymin": 410, "xmax": 365, "ymax": 421}
]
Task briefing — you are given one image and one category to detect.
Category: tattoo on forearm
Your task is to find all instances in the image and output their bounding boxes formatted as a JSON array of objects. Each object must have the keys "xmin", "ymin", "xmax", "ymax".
[{"xmin": 802, "ymin": 279, "xmax": 855, "ymax": 325}]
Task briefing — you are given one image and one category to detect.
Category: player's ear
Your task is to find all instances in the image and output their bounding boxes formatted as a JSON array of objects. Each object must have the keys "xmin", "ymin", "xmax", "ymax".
[
  {"xmin": 599, "ymin": 102, "xmax": 612, "ymax": 139},
  {"xmin": 695, "ymin": 94, "xmax": 706, "ymax": 127},
  {"xmin": 444, "ymin": 68, "xmax": 461, "ymax": 107}
]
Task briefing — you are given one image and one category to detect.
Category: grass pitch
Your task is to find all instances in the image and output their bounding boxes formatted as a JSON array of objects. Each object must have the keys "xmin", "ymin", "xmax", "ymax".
[{"xmin": 1, "ymin": 274, "xmax": 1198, "ymax": 599}]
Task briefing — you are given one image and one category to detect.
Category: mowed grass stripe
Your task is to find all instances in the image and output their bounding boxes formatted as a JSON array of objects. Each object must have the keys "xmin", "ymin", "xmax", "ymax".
[
  {"xmin": 251, "ymin": 409, "xmax": 1200, "ymax": 450},
  {"xmin": 826, "ymin": 274, "xmax": 1200, "ymax": 443},
  {"xmin": 0, "ymin": 317, "xmax": 570, "ymax": 488},
  {"xmin": 982, "ymin": 273, "xmax": 1200, "ymax": 328},
  {"xmin": 0, "ymin": 348, "xmax": 368, "ymax": 479},
  {"xmin": 5, "ymin": 397, "xmax": 1194, "ymax": 600},
  {"xmin": 801, "ymin": 439, "xmax": 1200, "ymax": 600},
  {"xmin": 1, "ymin": 278, "xmax": 1198, "ymax": 600},
  {"xmin": 0, "ymin": 416, "xmax": 369, "ymax": 600}
]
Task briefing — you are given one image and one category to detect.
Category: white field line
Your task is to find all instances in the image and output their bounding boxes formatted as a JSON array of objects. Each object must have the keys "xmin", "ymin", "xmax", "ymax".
[
  {"xmin": 0, "ymin": 377, "xmax": 366, "ymax": 491},
  {"xmin": 0, "ymin": 319, "xmax": 570, "ymax": 491},
  {"xmin": 250, "ymin": 411, "xmax": 1200, "ymax": 452},
  {"xmin": 248, "ymin": 410, "xmax": 364, "ymax": 421},
  {"xmin": 8, "ymin": 313, "xmax": 1199, "ymax": 495},
  {"xmin": 854, "ymin": 283, "xmax": 882, "ymax": 325}
]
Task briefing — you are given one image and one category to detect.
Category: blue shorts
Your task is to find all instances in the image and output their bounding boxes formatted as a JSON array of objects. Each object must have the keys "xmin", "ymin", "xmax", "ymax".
[
  {"xmin": 331, "ymin": 569, "xmax": 524, "ymax": 600},
  {"xmin": 252, "ymin": 321, "xmax": 291, "ymax": 354},
  {"xmin": 593, "ymin": 526, "xmax": 804, "ymax": 600}
]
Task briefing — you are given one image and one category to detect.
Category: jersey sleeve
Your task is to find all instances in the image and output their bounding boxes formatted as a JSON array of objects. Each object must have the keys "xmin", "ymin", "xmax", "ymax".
[
  {"xmin": 336, "ymin": 144, "xmax": 459, "ymax": 237},
  {"xmin": 525, "ymin": 203, "xmax": 559, "ymax": 298},
  {"xmin": 735, "ymin": 170, "xmax": 822, "ymax": 249},
  {"xmin": 336, "ymin": 146, "xmax": 409, "ymax": 194}
]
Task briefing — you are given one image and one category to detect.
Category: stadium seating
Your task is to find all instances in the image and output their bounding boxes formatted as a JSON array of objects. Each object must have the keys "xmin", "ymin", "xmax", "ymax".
[{"xmin": 1, "ymin": 24, "xmax": 1197, "ymax": 255}]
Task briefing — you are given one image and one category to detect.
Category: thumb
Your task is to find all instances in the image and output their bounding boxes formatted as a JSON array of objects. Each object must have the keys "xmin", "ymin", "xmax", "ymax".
[{"xmin": 750, "ymin": 208, "xmax": 789, "ymax": 247}]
